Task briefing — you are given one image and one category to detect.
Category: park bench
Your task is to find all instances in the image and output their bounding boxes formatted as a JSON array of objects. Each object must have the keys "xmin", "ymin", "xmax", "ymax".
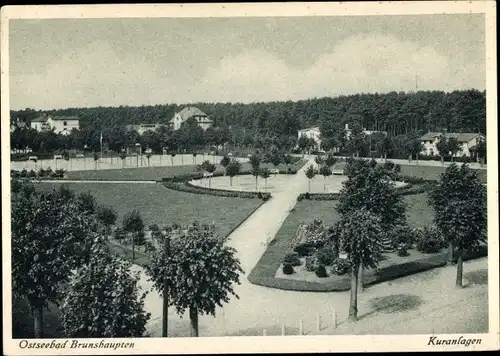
[
  {"xmin": 28, "ymin": 156, "xmax": 38, "ymax": 161},
  {"xmin": 53, "ymin": 154, "xmax": 63, "ymax": 160},
  {"xmin": 75, "ymin": 154, "xmax": 85, "ymax": 158},
  {"xmin": 269, "ymin": 168, "xmax": 280, "ymax": 174}
]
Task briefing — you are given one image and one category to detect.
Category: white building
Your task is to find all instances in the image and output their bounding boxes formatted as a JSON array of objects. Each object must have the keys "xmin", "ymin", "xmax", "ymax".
[
  {"xmin": 344, "ymin": 123, "xmax": 387, "ymax": 139},
  {"xmin": 126, "ymin": 123, "xmax": 167, "ymax": 135},
  {"xmin": 170, "ymin": 107, "xmax": 213, "ymax": 131},
  {"xmin": 420, "ymin": 132, "xmax": 485, "ymax": 157},
  {"xmin": 30, "ymin": 115, "xmax": 79, "ymax": 135},
  {"xmin": 297, "ymin": 126, "xmax": 322, "ymax": 150}
]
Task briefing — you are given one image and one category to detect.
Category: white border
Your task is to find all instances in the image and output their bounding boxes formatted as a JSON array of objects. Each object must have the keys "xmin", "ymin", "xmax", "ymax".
[{"xmin": 2, "ymin": 2, "xmax": 498, "ymax": 354}]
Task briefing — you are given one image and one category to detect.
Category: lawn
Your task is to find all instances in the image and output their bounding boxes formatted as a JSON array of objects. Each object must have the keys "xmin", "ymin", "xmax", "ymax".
[
  {"xmin": 399, "ymin": 164, "xmax": 487, "ymax": 183},
  {"xmin": 63, "ymin": 159, "xmax": 307, "ymax": 181},
  {"xmin": 35, "ymin": 182, "xmax": 264, "ymax": 239},
  {"xmin": 248, "ymin": 193, "xmax": 436, "ymax": 291}
]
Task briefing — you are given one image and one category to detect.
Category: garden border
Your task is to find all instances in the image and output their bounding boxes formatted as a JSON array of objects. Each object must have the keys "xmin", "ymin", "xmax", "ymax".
[{"xmin": 247, "ymin": 245, "xmax": 487, "ymax": 292}]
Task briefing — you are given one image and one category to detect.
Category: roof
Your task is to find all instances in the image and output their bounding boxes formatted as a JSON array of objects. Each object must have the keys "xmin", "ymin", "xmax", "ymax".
[
  {"xmin": 421, "ymin": 132, "xmax": 483, "ymax": 143},
  {"xmin": 298, "ymin": 126, "xmax": 320, "ymax": 132},
  {"xmin": 49, "ymin": 116, "xmax": 79, "ymax": 121},
  {"xmin": 171, "ymin": 107, "xmax": 209, "ymax": 122},
  {"xmin": 31, "ymin": 115, "xmax": 79, "ymax": 123}
]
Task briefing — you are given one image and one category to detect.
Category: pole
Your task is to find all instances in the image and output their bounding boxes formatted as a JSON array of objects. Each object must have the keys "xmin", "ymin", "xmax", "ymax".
[{"xmin": 162, "ymin": 235, "xmax": 170, "ymax": 337}]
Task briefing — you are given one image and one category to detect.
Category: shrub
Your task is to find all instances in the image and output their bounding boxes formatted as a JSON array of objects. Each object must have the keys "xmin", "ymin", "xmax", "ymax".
[
  {"xmin": 331, "ymin": 258, "xmax": 350, "ymax": 275},
  {"xmin": 389, "ymin": 224, "xmax": 417, "ymax": 250},
  {"xmin": 282, "ymin": 263, "xmax": 294, "ymax": 275},
  {"xmin": 304, "ymin": 192, "xmax": 310, "ymax": 200},
  {"xmin": 315, "ymin": 265, "xmax": 328, "ymax": 278},
  {"xmin": 163, "ymin": 181, "xmax": 272, "ymax": 200},
  {"xmin": 262, "ymin": 194, "xmax": 271, "ymax": 201},
  {"xmin": 415, "ymin": 226, "xmax": 446, "ymax": 254},
  {"xmin": 114, "ymin": 228, "xmax": 126, "ymax": 241},
  {"xmin": 257, "ymin": 192, "xmax": 263, "ymax": 199},
  {"xmin": 28, "ymin": 170, "xmax": 36, "ymax": 178},
  {"xmin": 316, "ymin": 246, "xmax": 336, "ymax": 266},
  {"xmin": 283, "ymin": 252, "xmax": 301, "ymax": 266},
  {"xmin": 135, "ymin": 231, "xmax": 146, "ymax": 246},
  {"xmin": 305, "ymin": 255, "xmax": 317, "ymax": 272},
  {"xmin": 293, "ymin": 243, "xmax": 315, "ymax": 257},
  {"xmin": 297, "ymin": 194, "xmax": 304, "ymax": 201},
  {"xmin": 149, "ymin": 224, "xmax": 159, "ymax": 232},
  {"xmin": 20, "ymin": 169, "xmax": 27, "ymax": 178},
  {"xmin": 397, "ymin": 245, "xmax": 410, "ymax": 257}
]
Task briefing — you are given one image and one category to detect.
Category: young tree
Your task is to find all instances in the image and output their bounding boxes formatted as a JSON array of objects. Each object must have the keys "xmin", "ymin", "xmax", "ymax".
[
  {"xmin": 319, "ymin": 165, "xmax": 332, "ymax": 191},
  {"xmin": 404, "ymin": 135, "xmax": 424, "ymax": 164},
  {"xmin": 192, "ymin": 152, "xmax": 197, "ymax": 165},
  {"xmin": 436, "ymin": 135, "xmax": 449, "ymax": 164},
  {"xmin": 120, "ymin": 151, "xmax": 127, "ymax": 168},
  {"xmin": 61, "ymin": 247, "xmax": 150, "ymax": 337},
  {"xmin": 314, "ymin": 155, "xmax": 324, "ymax": 166},
  {"xmin": 226, "ymin": 159, "xmax": 241, "ymax": 186},
  {"xmin": 96, "ymin": 205, "xmax": 118, "ymax": 236},
  {"xmin": 428, "ymin": 164, "xmax": 486, "ymax": 287},
  {"xmin": 249, "ymin": 154, "xmax": 261, "ymax": 190},
  {"xmin": 93, "ymin": 152, "xmax": 99, "ymax": 170},
  {"xmin": 11, "ymin": 189, "xmax": 102, "ymax": 338},
  {"xmin": 447, "ymin": 137, "xmax": 461, "ymax": 162},
  {"xmin": 170, "ymin": 151, "xmax": 177, "ymax": 166},
  {"xmin": 146, "ymin": 222, "xmax": 244, "ymax": 337},
  {"xmin": 220, "ymin": 155, "xmax": 231, "ymax": 175},
  {"xmin": 259, "ymin": 167, "xmax": 271, "ymax": 191},
  {"xmin": 283, "ymin": 154, "xmax": 294, "ymax": 174},
  {"xmin": 305, "ymin": 165, "xmax": 316, "ymax": 192},
  {"xmin": 297, "ymin": 135, "xmax": 309, "ymax": 155},
  {"xmin": 146, "ymin": 152, "xmax": 152, "ymax": 167},
  {"xmin": 205, "ymin": 162, "xmax": 217, "ymax": 188},
  {"xmin": 339, "ymin": 209, "xmax": 384, "ymax": 321},
  {"xmin": 270, "ymin": 152, "xmax": 282, "ymax": 173},
  {"xmin": 475, "ymin": 137, "xmax": 486, "ymax": 166},
  {"xmin": 376, "ymin": 136, "xmax": 394, "ymax": 161},
  {"xmin": 123, "ymin": 209, "xmax": 145, "ymax": 261},
  {"xmin": 324, "ymin": 154, "xmax": 337, "ymax": 168}
]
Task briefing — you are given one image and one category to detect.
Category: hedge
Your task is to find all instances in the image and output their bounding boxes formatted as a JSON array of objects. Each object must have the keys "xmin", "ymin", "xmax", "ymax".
[
  {"xmin": 162, "ymin": 180, "xmax": 272, "ymax": 200},
  {"xmin": 247, "ymin": 244, "xmax": 487, "ymax": 292}
]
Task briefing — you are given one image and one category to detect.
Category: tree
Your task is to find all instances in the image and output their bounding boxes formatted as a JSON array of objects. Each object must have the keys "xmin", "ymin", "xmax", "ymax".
[
  {"xmin": 192, "ymin": 152, "xmax": 197, "ymax": 165},
  {"xmin": 337, "ymin": 158, "xmax": 406, "ymax": 230},
  {"xmin": 146, "ymin": 152, "xmax": 152, "ymax": 167},
  {"xmin": 76, "ymin": 191, "xmax": 97, "ymax": 215},
  {"xmin": 319, "ymin": 165, "xmax": 332, "ymax": 191},
  {"xmin": 93, "ymin": 152, "xmax": 99, "ymax": 170},
  {"xmin": 314, "ymin": 155, "xmax": 324, "ymax": 166},
  {"xmin": 404, "ymin": 135, "xmax": 423, "ymax": 164},
  {"xmin": 123, "ymin": 209, "xmax": 145, "ymax": 261},
  {"xmin": 324, "ymin": 154, "xmax": 337, "ymax": 168},
  {"xmin": 436, "ymin": 135, "xmax": 449, "ymax": 164},
  {"xmin": 474, "ymin": 137, "xmax": 487, "ymax": 166},
  {"xmin": 447, "ymin": 137, "xmax": 461, "ymax": 162},
  {"xmin": 11, "ymin": 188, "xmax": 102, "ymax": 338},
  {"xmin": 120, "ymin": 151, "xmax": 127, "ymax": 168},
  {"xmin": 249, "ymin": 154, "xmax": 261, "ymax": 190},
  {"xmin": 170, "ymin": 151, "xmax": 177, "ymax": 166},
  {"xmin": 283, "ymin": 154, "xmax": 294, "ymax": 174},
  {"xmin": 96, "ymin": 206, "xmax": 118, "ymax": 236},
  {"xmin": 205, "ymin": 161, "xmax": 217, "ymax": 188},
  {"xmin": 220, "ymin": 155, "xmax": 230, "ymax": 175},
  {"xmin": 146, "ymin": 222, "xmax": 244, "ymax": 337},
  {"xmin": 259, "ymin": 167, "xmax": 271, "ymax": 191},
  {"xmin": 428, "ymin": 164, "xmax": 486, "ymax": 287},
  {"xmin": 305, "ymin": 165, "xmax": 316, "ymax": 192},
  {"xmin": 339, "ymin": 209, "xmax": 384, "ymax": 322},
  {"xmin": 61, "ymin": 247, "xmax": 150, "ymax": 337},
  {"xmin": 297, "ymin": 135, "xmax": 309, "ymax": 155},
  {"xmin": 226, "ymin": 159, "xmax": 241, "ymax": 186},
  {"xmin": 270, "ymin": 152, "xmax": 282, "ymax": 172},
  {"xmin": 376, "ymin": 136, "xmax": 394, "ymax": 161}
]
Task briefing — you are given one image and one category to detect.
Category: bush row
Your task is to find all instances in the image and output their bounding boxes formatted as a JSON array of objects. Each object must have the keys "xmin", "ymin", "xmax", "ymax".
[
  {"xmin": 162, "ymin": 181, "xmax": 272, "ymax": 200},
  {"xmin": 11, "ymin": 168, "xmax": 66, "ymax": 179}
]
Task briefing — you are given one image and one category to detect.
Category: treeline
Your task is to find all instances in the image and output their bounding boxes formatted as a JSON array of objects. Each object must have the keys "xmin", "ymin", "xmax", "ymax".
[{"xmin": 12, "ymin": 89, "xmax": 486, "ymax": 137}]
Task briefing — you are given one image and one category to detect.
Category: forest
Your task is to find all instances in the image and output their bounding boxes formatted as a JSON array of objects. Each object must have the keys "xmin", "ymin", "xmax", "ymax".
[{"xmin": 10, "ymin": 89, "xmax": 486, "ymax": 158}]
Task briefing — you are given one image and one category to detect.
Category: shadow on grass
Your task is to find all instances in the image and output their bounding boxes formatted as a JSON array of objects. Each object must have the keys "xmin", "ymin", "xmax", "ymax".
[
  {"xmin": 224, "ymin": 324, "xmax": 299, "ymax": 337},
  {"xmin": 359, "ymin": 294, "xmax": 423, "ymax": 321},
  {"xmin": 464, "ymin": 269, "xmax": 488, "ymax": 286}
]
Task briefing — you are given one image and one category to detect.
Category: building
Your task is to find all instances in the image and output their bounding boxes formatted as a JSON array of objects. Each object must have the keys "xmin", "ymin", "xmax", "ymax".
[
  {"xmin": 126, "ymin": 123, "xmax": 167, "ymax": 135},
  {"xmin": 344, "ymin": 123, "xmax": 387, "ymax": 139},
  {"xmin": 420, "ymin": 132, "xmax": 485, "ymax": 157},
  {"xmin": 30, "ymin": 115, "xmax": 79, "ymax": 135},
  {"xmin": 298, "ymin": 126, "xmax": 322, "ymax": 150},
  {"xmin": 170, "ymin": 107, "xmax": 213, "ymax": 131}
]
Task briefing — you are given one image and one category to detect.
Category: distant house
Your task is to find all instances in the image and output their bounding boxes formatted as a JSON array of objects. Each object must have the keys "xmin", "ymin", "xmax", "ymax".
[
  {"xmin": 170, "ymin": 107, "xmax": 213, "ymax": 131},
  {"xmin": 298, "ymin": 126, "xmax": 322, "ymax": 150},
  {"xmin": 420, "ymin": 132, "xmax": 485, "ymax": 157},
  {"xmin": 344, "ymin": 123, "xmax": 387, "ymax": 140},
  {"xmin": 126, "ymin": 123, "xmax": 167, "ymax": 135},
  {"xmin": 30, "ymin": 115, "xmax": 79, "ymax": 135}
]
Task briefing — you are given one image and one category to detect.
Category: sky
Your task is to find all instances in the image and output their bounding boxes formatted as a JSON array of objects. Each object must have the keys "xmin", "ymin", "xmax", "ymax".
[{"xmin": 9, "ymin": 14, "xmax": 485, "ymax": 110}]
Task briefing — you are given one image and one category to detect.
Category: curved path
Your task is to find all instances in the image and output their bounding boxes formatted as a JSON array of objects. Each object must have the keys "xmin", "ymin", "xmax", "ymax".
[{"xmin": 134, "ymin": 159, "xmax": 488, "ymax": 337}]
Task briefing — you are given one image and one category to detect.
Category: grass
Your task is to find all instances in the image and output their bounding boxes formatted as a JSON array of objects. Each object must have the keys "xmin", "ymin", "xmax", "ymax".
[
  {"xmin": 63, "ymin": 159, "xmax": 307, "ymax": 181},
  {"xmin": 399, "ymin": 164, "xmax": 487, "ymax": 183},
  {"xmin": 35, "ymin": 182, "xmax": 263, "ymax": 238},
  {"xmin": 248, "ymin": 193, "xmax": 442, "ymax": 291}
]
